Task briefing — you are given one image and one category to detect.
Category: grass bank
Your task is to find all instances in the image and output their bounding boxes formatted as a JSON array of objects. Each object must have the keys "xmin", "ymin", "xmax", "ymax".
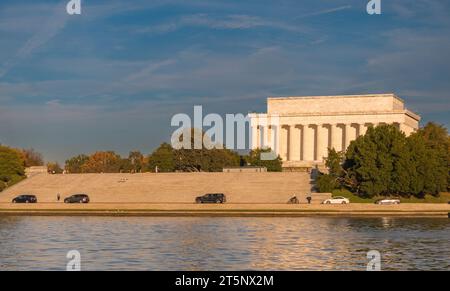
[
  {"xmin": 0, "ymin": 175, "xmax": 26, "ymax": 192},
  {"xmin": 332, "ymin": 189, "xmax": 450, "ymax": 204}
]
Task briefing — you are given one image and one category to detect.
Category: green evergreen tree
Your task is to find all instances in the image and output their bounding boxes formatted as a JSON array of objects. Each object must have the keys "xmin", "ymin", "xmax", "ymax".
[
  {"xmin": 147, "ymin": 143, "xmax": 175, "ymax": 172},
  {"xmin": 0, "ymin": 145, "xmax": 26, "ymax": 191},
  {"xmin": 326, "ymin": 148, "xmax": 345, "ymax": 178},
  {"xmin": 244, "ymin": 148, "xmax": 283, "ymax": 172},
  {"xmin": 416, "ymin": 123, "xmax": 449, "ymax": 194},
  {"xmin": 344, "ymin": 125, "xmax": 403, "ymax": 197}
]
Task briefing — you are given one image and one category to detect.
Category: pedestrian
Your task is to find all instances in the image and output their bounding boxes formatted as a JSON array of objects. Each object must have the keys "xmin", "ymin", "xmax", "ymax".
[
  {"xmin": 307, "ymin": 194, "xmax": 312, "ymax": 204},
  {"xmin": 57, "ymin": 193, "xmax": 61, "ymax": 202},
  {"xmin": 289, "ymin": 194, "xmax": 299, "ymax": 204}
]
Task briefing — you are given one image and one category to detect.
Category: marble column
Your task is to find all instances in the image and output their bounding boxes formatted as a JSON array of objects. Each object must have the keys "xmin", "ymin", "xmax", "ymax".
[
  {"xmin": 269, "ymin": 125, "xmax": 277, "ymax": 152},
  {"xmin": 359, "ymin": 123, "xmax": 372, "ymax": 135},
  {"xmin": 303, "ymin": 125, "xmax": 315, "ymax": 161},
  {"xmin": 344, "ymin": 124, "xmax": 357, "ymax": 150},
  {"xmin": 316, "ymin": 124, "xmax": 328, "ymax": 162},
  {"xmin": 280, "ymin": 125, "xmax": 289, "ymax": 161},
  {"xmin": 331, "ymin": 124, "xmax": 342, "ymax": 152},
  {"xmin": 262, "ymin": 125, "xmax": 269, "ymax": 149},
  {"xmin": 251, "ymin": 125, "xmax": 259, "ymax": 149},
  {"xmin": 257, "ymin": 125, "xmax": 263, "ymax": 149},
  {"xmin": 289, "ymin": 125, "xmax": 301, "ymax": 161},
  {"xmin": 299, "ymin": 125, "xmax": 305, "ymax": 161},
  {"xmin": 359, "ymin": 123, "xmax": 368, "ymax": 136}
]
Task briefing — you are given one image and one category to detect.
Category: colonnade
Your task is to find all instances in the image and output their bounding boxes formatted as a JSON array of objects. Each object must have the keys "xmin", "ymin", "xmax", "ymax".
[{"xmin": 252, "ymin": 122, "xmax": 401, "ymax": 162}]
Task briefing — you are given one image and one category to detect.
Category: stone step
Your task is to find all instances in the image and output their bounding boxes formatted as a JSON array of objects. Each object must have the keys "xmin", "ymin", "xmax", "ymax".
[{"xmin": 0, "ymin": 172, "xmax": 316, "ymax": 204}]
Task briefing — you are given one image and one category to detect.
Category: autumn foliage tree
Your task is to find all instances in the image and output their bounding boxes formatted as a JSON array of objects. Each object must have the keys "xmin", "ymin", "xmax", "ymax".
[
  {"xmin": 80, "ymin": 151, "xmax": 122, "ymax": 173},
  {"xmin": 64, "ymin": 151, "xmax": 146, "ymax": 174},
  {"xmin": 65, "ymin": 154, "xmax": 89, "ymax": 173},
  {"xmin": 147, "ymin": 129, "xmax": 241, "ymax": 172},
  {"xmin": 128, "ymin": 151, "xmax": 145, "ymax": 173},
  {"xmin": 21, "ymin": 148, "xmax": 44, "ymax": 167}
]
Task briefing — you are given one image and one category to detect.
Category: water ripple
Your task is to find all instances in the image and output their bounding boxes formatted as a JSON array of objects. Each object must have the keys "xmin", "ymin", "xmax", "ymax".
[{"xmin": 0, "ymin": 216, "xmax": 449, "ymax": 271}]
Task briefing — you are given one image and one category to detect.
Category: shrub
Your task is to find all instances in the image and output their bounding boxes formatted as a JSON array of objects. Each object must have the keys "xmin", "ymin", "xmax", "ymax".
[{"xmin": 316, "ymin": 174, "xmax": 338, "ymax": 193}]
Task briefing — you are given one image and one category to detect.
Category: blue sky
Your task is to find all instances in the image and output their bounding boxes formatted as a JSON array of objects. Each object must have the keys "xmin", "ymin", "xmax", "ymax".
[{"xmin": 0, "ymin": 0, "xmax": 449, "ymax": 163}]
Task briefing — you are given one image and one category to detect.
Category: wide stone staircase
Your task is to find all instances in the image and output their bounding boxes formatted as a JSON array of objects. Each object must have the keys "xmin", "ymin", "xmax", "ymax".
[{"xmin": 0, "ymin": 172, "xmax": 324, "ymax": 204}]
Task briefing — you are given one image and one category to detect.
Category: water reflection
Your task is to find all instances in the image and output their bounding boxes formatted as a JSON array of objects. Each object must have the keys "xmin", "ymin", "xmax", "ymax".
[{"xmin": 0, "ymin": 216, "xmax": 448, "ymax": 271}]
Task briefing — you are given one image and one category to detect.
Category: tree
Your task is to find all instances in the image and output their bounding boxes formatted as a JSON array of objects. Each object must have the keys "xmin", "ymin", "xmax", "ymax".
[
  {"xmin": 316, "ymin": 174, "xmax": 339, "ymax": 193},
  {"xmin": 244, "ymin": 148, "xmax": 283, "ymax": 172},
  {"xmin": 326, "ymin": 148, "xmax": 345, "ymax": 178},
  {"xmin": 158, "ymin": 128, "xmax": 242, "ymax": 172},
  {"xmin": 315, "ymin": 148, "xmax": 345, "ymax": 193},
  {"xmin": 147, "ymin": 143, "xmax": 175, "ymax": 172},
  {"xmin": 65, "ymin": 151, "xmax": 144, "ymax": 173},
  {"xmin": 344, "ymin": 125, "xmax": 405, "ymax": 197},
  {"xmin": 81, "ymin": 151, "xmax": 122, "ymax": 173},
  {"xmin": 128, "ymin": 151, "xmax": 144, "ymax": 173},
  {"xmin": 0, "ymin": 145, "xmax": 26, "ymax": 191},
  {"xmin": 416, "ymin": 123, "xmax": 449, "ymax": 194},
  {"xmin": 173, "ymin": 147, "xmax": 240, "ymax": 172},
  {"xmin": 65, "ymin": 154, "xmax": 89, "ymax": 173},
  {"xmin": 448, "ymin": 135, "xmax": 450, "ymax": 191},
  {"xmin": 339, "ymin": 123, "xmax": 449, "ymax": 198},
  {"xmin": 398, "ymin": 123, "xmax": 449, "ymax": 196},
  {"xmin": 22, "ymin": 148, "xmax": 44, "ymax": 167},
  {"xmin": 47, "ymin": 162, "xmax": 63, "ymax": 174}
]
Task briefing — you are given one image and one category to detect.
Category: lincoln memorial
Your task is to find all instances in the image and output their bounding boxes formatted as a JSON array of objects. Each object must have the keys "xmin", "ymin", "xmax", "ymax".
[{"xmin": 249, "ymin": 94, "xmax": 421, "ymax": 169}]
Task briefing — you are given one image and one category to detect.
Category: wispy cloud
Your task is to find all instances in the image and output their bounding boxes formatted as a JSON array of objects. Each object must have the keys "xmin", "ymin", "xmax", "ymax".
[
  {"xmin": 1, "ymin": 0, "xmax": 449, "ymax": 161},
  {"xmin": 0, "ymin": 2, "xmax": 69, "ymax": 79},
  {"xmin": 293, "ymin": 5, "xmax": 352, "ymax": 20},
  {"xmin": 137, "ymin": 14, "xmax": 305, "ymax": 34},
  {"xmin": 125, "ymin": 59, "xmax": 178, "ymax": 82}
]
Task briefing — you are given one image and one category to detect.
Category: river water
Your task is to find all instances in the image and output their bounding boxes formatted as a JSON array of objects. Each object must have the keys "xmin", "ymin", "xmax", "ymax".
[{"xmin": 0, "ymin": 216, "xmax": 448, "ymax": 271}]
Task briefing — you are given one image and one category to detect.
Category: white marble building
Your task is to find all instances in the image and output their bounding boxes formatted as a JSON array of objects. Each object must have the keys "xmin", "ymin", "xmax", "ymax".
[{"xmin": 249, "ymin": 94, "xmax": 421, "ymax": 169}]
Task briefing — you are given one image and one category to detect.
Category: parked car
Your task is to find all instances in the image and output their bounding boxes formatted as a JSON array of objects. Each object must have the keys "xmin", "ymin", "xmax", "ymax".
[
  {"xmin": 195, "ymin": 193, "xmax": 227, "ymax": 204},
  {"xmin": 322, "ymin": 196, "xmax": 350, "ymax": 205},
  {"xmin": 64, "ymin": 194, "xmax": 90, "ymax": 204},
  {"xmin": 375, "ymin": 198, "xmax": 401, "ymax": 205},
  {"xmin": 12, "ymin": 195, "xmax": 37, "ymax": 204}
]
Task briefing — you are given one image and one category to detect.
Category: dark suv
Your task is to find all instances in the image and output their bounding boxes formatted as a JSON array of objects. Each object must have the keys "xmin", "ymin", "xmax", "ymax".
[
  {"xmin": 64, "ymin": 194, "xmax": 90, "ymax": 204},
  {"xmin": 195, "ymin": 193, "xmax": 227, "ymax": 204},
  {"xmin": 12, "ymin": 195, "xmax": 37, "ymax": 203}
]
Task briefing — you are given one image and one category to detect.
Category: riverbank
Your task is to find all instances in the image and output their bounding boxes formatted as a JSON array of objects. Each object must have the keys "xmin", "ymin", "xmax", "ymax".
[{"xmin": 0, "ymin": 203, "xmax": 449, "ymax": 217}]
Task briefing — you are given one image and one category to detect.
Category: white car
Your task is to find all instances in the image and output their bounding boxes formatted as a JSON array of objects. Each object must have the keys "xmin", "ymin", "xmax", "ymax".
[
  {"xmin": 375, "ymin": 198, "xmax": 401, "ymax": 205},
  {"xmin": 322, "ymin": 196, "xmax": 350, "ymax": 205}
]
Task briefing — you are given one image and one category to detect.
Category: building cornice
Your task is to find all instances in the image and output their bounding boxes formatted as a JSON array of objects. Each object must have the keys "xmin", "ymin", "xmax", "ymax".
[
  {"xmin": 250, "ymin": 110, "xmax": 419, "ymax": 119},
  {"xmin": 405, "ymin": 109, "xmax": 421, "ymax": 121},
  {"xmin": 267, "ymin": 93, "xmax": 405, "ymax": 104}
]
